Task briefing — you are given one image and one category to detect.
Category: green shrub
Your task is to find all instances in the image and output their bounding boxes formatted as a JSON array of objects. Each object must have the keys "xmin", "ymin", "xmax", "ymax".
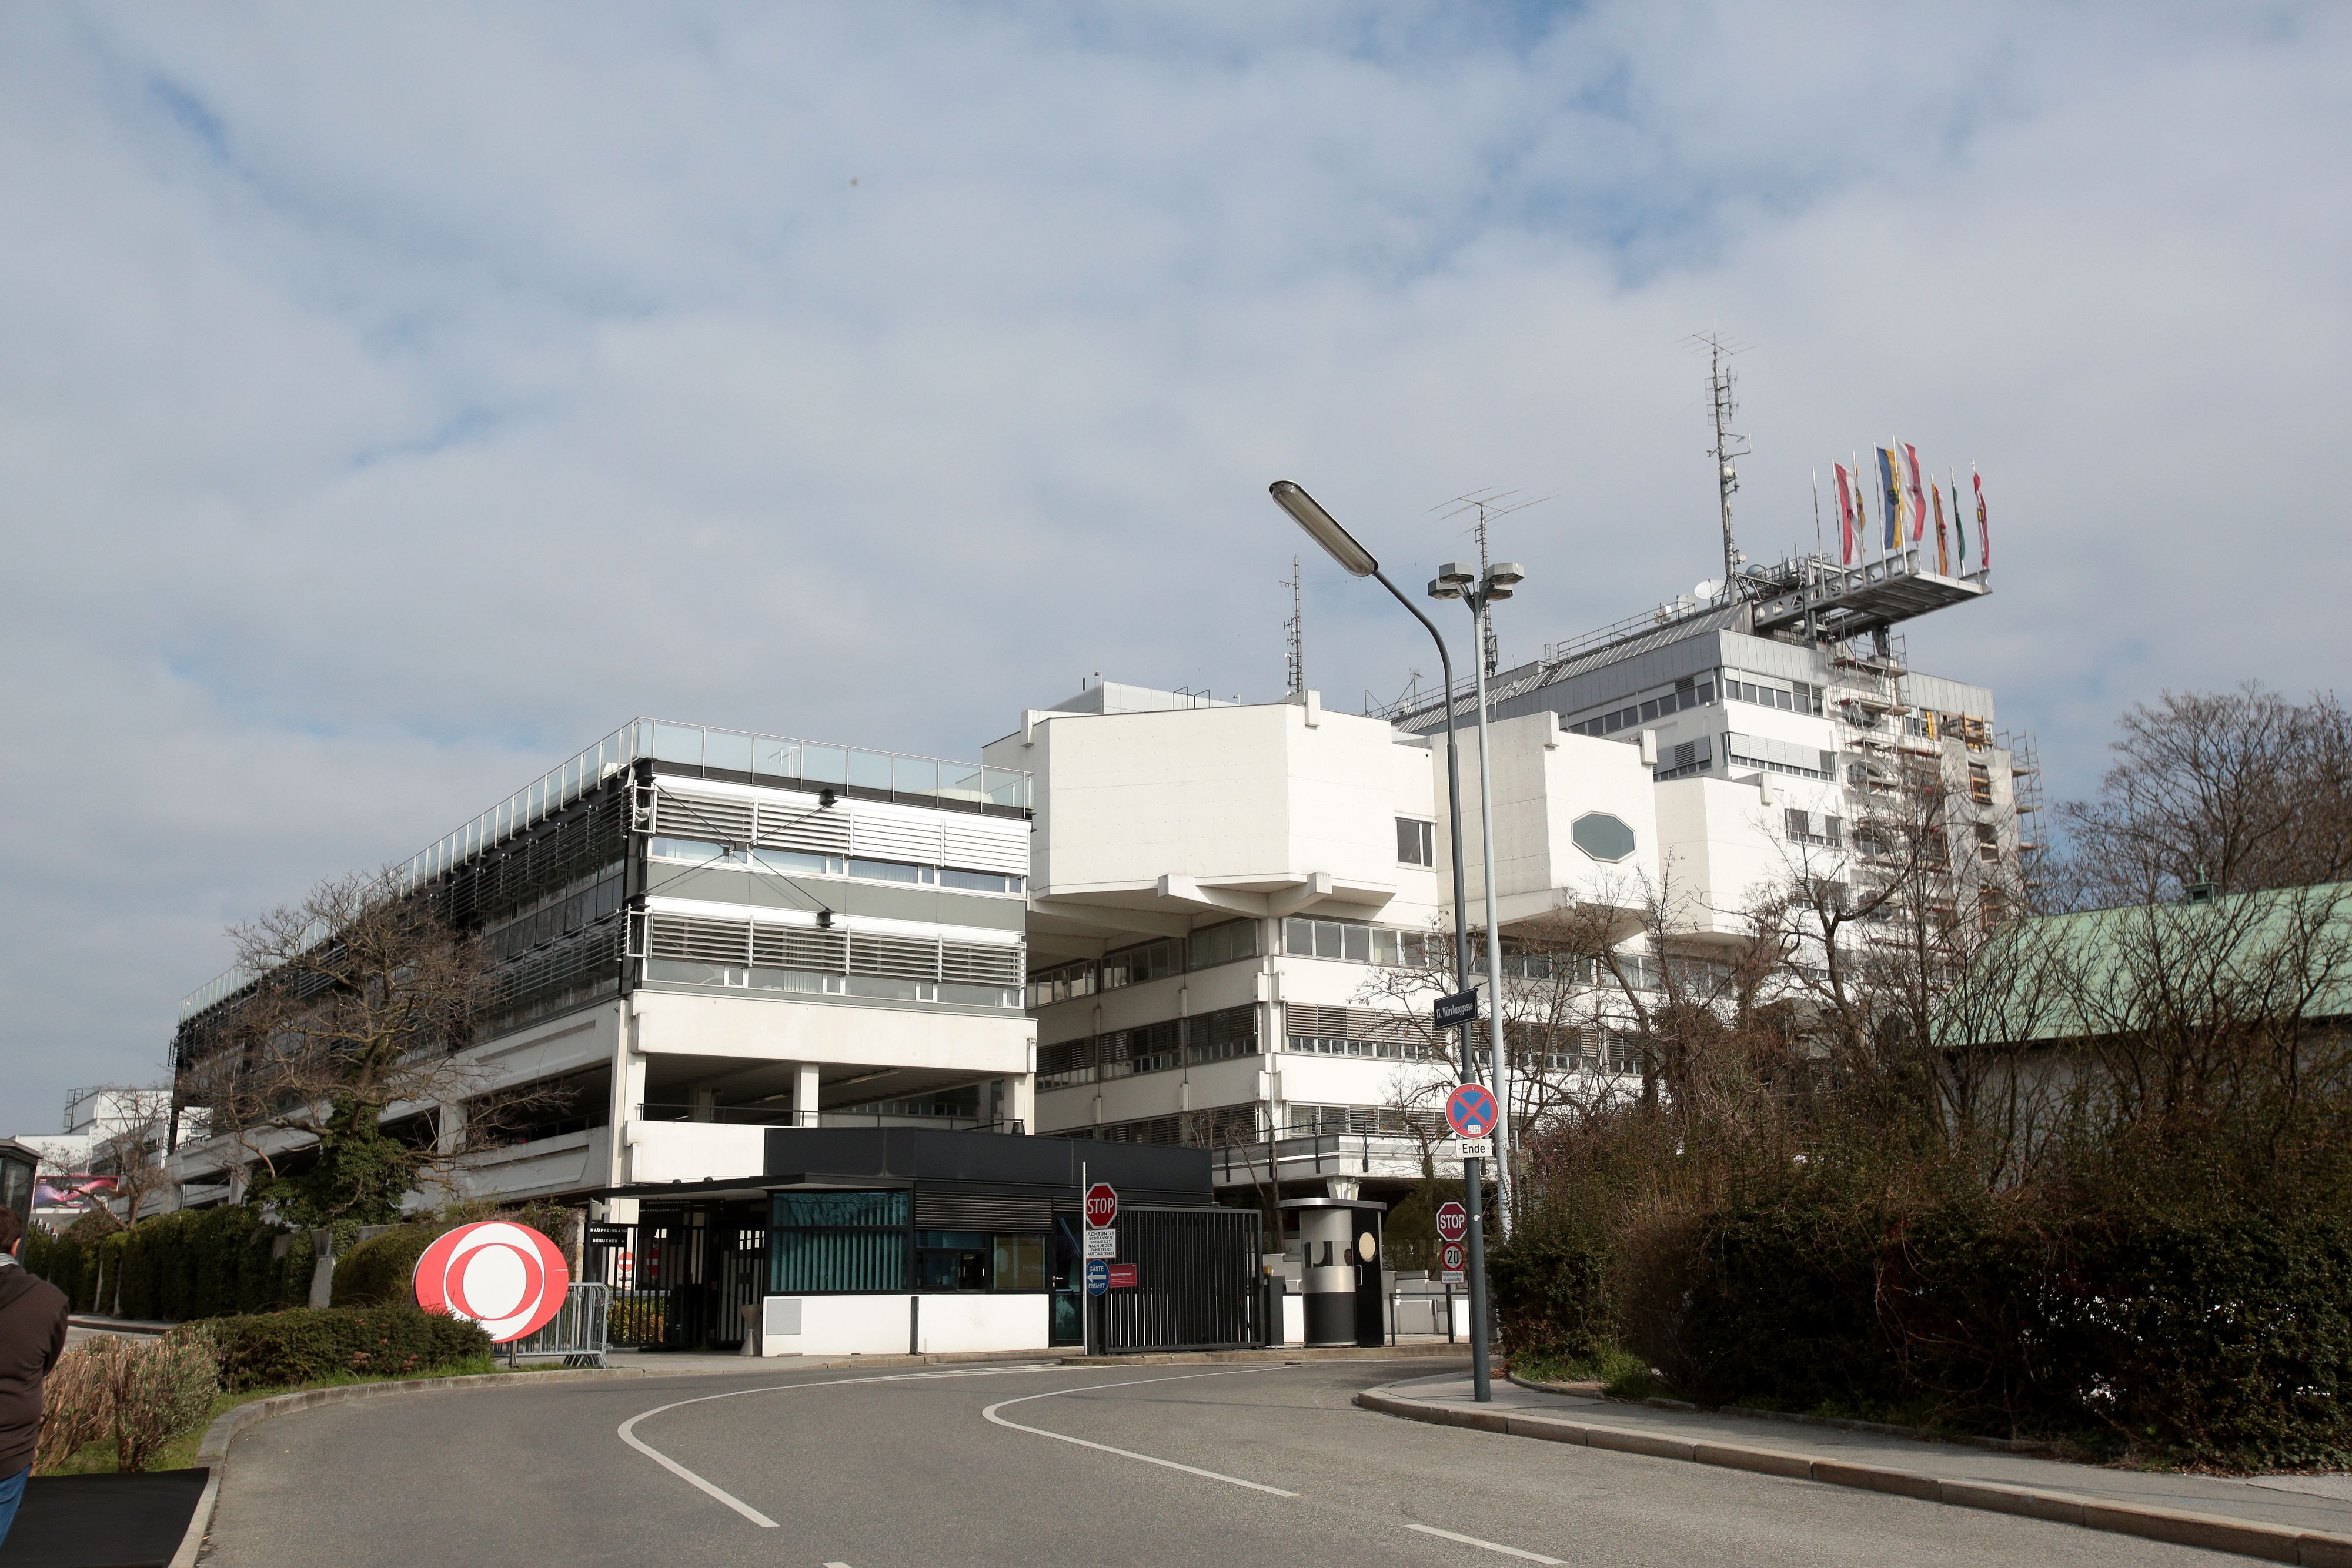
[
  {"xmin": 178, "ymin": 1305, "xmax": 492, "ymax": 1391},
  {"xmin": 1488, "ymin": 1226, "xmax": 1615, "ymax": 1369},
  {"xmin": 331, "ymin": 1225, "xmax": 439, "ymax": 1307}
]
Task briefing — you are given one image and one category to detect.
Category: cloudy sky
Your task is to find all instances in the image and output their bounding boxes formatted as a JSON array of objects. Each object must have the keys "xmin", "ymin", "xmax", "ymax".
[{"xmin": 5, "ymin": 3, "xmax": 2346, "ymax": 1126}]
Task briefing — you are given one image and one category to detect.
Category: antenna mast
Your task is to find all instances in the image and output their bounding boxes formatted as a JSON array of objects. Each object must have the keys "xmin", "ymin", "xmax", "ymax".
[
  {"xmin": 1282, "ymin": 555, "xmax": 1305, "ymax": 694},
  {"xmin": 1432, "ymin": 487, "xmax": 1552, "ymax": 677},
  {"xmin": 1693, "ymin": 331, "xmax": 1752, "ymax": 590}
]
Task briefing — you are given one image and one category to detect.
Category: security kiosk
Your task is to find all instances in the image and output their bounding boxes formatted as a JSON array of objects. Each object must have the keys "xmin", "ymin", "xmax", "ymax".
[{"xmin": 1279, "ymin": 1196, "xmax": 1387, "ymax": 1347}]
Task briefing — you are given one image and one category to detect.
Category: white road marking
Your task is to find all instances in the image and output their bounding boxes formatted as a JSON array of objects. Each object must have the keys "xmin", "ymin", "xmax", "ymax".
[
  {"xmin": 617, "ymin": 1362, "xmax": 1059, "ymax": 1526},
  {"xmin": 1402, "ymin": 1522, "xmax": 1565, "ymax": 1563},
  {"xmin": 980, "ymin": 1367, "xmax": 1301, "ymax": 1496}
]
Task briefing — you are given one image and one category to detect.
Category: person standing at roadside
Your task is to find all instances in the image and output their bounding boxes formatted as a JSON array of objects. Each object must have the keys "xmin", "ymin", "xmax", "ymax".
[{"xmin": 0, "ymin": 1207, "xmax": 70, "ymax": 1550}]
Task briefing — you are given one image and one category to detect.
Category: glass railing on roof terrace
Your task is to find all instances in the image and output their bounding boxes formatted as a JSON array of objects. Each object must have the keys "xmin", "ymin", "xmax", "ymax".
[{"xmin": 179, "ymin": 719, "xmax": 1029, "ymax": 1021}]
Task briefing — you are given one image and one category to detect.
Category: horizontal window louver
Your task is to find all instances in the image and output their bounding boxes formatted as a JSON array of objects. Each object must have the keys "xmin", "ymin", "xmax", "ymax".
[
  {"xmin": 943, "ymin": 821, "xmax": 1030, "ymax": 876},
  {"xmin": 913, "ymin": 1191, "xmax": 1053, "ymax": 1230},
  {"xmin": 756, "ymin": 801, "xmax": 850, "ymax": 854},
  {"xmin": 646, "ymin": 912, "xmax": 752, "ymax": 964},
  {"xmin": 1284, "ymin": 1004, "xmax": 1427, "ymax": 1050},
  {"xmin": 850, "ymin": 809, "xmax": 943, "ymax": 863},
  {"xmin": 654, "ymin": 790, "xmax": 756, "ymax": 844},
  {"xmin": 941, "ymin": 942, "xmax": 1023, "ymax": 985},
  {"xmin": 848, "ymin": 934, "xmax": 941, "ymax": 980},
  {"xmin": 751, "ymin": 925, "xmax": 848, "ymax": 972}
]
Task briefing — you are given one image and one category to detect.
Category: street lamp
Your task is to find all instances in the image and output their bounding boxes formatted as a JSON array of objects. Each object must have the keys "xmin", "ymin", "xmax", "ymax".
[
  {"xmin": 1427, "ymin": 559, "xmax": 1526, "ymax": 1241},
  {"xmin": 1268, "ymin": 480, "xmax": 1494, "ymax": 1403}
]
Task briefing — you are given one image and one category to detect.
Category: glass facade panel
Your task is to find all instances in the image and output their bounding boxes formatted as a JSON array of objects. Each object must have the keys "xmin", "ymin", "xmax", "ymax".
[
  {"xmin": 769, "ymin": 1191, "xmax": 908, "ymax": 1293},
  {"xmin": 754, "ymin": 736, "xmax": 799, "ymax": 777},
  {"xmin": 706, "ymin": 730, "xmax": 755, "ymax": 773},
  {"xmin": 993, "ymin": 1235, "xmax": 1047, "ymax": 1290},
  {"xmin": 652, "ymin": 723, "xmax": 706, "ymax": 765},
  {"xmin": 848, "ymin": 749, "xmax": 894, "ymax": 791},
  {"xmin": 893, "ymin": 756, "xmax": 938, "ymax": 796},
  {"xmin": 801, "ymin": 744, "xmax": 848, "ymax": 784}
]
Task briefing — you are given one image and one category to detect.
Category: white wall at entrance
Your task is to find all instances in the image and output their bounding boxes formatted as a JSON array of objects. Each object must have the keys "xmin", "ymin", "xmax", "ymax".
[
  {"xmin": 760, "ymin": 1293, "xmax": 1051, "ymax": 1357},
  {"xmin": 627, "ymin": 1120, "xmax": 766, "ymax": 1183}
]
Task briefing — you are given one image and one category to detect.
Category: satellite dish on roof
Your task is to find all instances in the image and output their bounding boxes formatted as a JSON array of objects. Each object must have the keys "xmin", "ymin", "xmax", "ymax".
[{"xmin": 1694, "ymin": 578, "xmax": 1721, "ymax": 600}]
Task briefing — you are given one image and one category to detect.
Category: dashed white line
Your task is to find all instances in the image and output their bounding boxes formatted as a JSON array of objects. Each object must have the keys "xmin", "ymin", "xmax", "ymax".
[
  {"xmin": 1402, "ymin": 1522, "xmax": 1565, "ymax": 1563},
  {"xmin": 618, "ymin": 1362, "xmax": 1057, "ymax": 1527},
  {"xmin": 981, "ymin": 1366, "xmax": 1302, "ymax": 1496}
]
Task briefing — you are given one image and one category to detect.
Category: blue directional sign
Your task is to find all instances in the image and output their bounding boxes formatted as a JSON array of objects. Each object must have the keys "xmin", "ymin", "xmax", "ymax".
[
  {"xmin": 1084, "ymin": 1258, "xmax": 1110, "ymax": 1296},
  {"xmin": 1445, "ymin": 1082, "xmax": 1499, "ymax": 1140}
]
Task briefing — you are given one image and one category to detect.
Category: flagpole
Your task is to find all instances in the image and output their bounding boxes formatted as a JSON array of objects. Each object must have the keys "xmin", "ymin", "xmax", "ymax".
[{"xmin": 1811, "ymin": 466, "xmax": 1823, "ymax": 561}]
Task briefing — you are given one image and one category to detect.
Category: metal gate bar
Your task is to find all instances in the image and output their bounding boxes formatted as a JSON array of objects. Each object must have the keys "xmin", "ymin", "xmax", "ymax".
[{"xmin": 1087, "ymin": 1206, "xmax": 1261, "ymax": 1354}]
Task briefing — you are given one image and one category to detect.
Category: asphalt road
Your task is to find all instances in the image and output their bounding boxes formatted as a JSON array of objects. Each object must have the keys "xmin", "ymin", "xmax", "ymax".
[{"xmin": 206, "ymin": 1358, "xmax": 2246, "ymax": 1567}]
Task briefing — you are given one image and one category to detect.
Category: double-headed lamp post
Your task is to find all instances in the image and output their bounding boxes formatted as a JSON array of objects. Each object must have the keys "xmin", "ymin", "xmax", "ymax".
[
  {"xmin": 1268, "ymin": 480, "xmax": 1494, "ymax": 1402},
  {"xmin": 1428, "ymin": 559, "xmax": 1526, "ymax": 1240}
]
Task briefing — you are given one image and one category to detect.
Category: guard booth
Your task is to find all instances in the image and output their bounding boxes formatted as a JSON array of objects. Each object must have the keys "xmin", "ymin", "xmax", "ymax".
[
  {"xmin": 1281, "ymin": 1196, "xmax": 1387, "ymax": 1346},
  {"xmin": 587, "ymin": 1128, "xmax": 1264, "ymax": 1356}
]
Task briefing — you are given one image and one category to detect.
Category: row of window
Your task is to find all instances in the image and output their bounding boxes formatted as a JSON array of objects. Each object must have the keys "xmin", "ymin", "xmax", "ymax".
[
  {"xmin": 1036, "ymin": 1003, "xmax": 1260, "ymax": 1087},
  {"xmin": 1282, "ymin": 917, "xmax": 1438, "ymax": 967},
  {"xmin": 1028, "ymin": 918, "xmax": 1259, "ymax": 1005},
  {"xmin": 1724, "ymin": 673, "xmax": 1826, "ymax": 716},
  {"xmin": 1568, "ymin": 676, "xmax": 1715, "ymax": 737},
  {"xmin": 649, "ymin": 836, "xmax": 1024, "ymax": 895},
  {"xmin": 766, "ymin": 1191, "xmax": 1053, "ymax": 1294},
  {"xmin": 486, "ymin": 872, "xmax": 625, "ymax": 961}
]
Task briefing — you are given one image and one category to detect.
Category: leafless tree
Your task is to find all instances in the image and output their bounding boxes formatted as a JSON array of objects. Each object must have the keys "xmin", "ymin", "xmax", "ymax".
[
  {"xmin": 178, "ymin": 868, "xmax": 546, "ymax": 1227},
  {"xmin": 2062, "ymin": 684, "xmax": 2352, "ymax": 907}
]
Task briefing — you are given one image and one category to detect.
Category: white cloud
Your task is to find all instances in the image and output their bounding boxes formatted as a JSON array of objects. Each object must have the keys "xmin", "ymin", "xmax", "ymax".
[{"xmin": 2, "ymin": 2, "xmax": 2346, "ymax": 1119}]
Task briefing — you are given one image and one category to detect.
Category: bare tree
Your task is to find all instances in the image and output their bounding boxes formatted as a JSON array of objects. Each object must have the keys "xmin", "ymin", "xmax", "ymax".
[
  {"xmin": 2063, "ymin": 684, "xmax": 2352, "ymax": 907},
  {"xmin": 178, "ymin": 868, "xmax": 529, "ymax": 1228}
]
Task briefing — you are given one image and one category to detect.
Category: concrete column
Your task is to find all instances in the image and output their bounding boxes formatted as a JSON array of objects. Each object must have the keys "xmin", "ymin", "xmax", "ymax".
[
  {"xmin": 689, "ymin": 1087, "xmax": 717, "ymax": 1124},
  {"xmin": 1008, "ymin": 1073, "xmax": 1035, "ymax": 1135},
  {"xmin": 435, "ymin": 1100, "xmax": 468, "ymax": 1156},
  {"xmin": 793, "ymin": 1062, "xmax": 821, "ymax": 1127}
]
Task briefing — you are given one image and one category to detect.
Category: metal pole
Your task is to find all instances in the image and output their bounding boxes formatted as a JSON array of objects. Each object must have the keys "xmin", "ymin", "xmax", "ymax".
[
  {"xmin": 1367, "ymin": 569, "xmax": 1472, "ymax": 997},
  {"xmin": 1464, "ymin": 1154, "xmax": 1491, "ymax": 1401},
  {"xmin": 1469, "ymin": 599, "xmax": 1516, "ymax": 1238},
  {"xmin": 1079, "ymin": 1158, "xmax": 1089, "ymax": 1359}
]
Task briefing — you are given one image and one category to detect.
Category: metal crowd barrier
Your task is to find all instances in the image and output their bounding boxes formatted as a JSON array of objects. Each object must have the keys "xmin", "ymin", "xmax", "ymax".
[{"xmin": 505, "ymin": 1282, "xmax": 611, "ymax": 1368}]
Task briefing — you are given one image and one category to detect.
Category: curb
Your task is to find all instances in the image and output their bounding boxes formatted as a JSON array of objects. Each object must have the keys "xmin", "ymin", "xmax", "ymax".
[
  {"xmin": 1066, "ymin": 1343, "xmax": 1469, "ymax": 1368},
  {"xmin": 173, "ymin": 1367, "xmax": 646, "ymax": 1567},
  {"xmin": 1355, "ymin": 1387, "xmax": 2352, "ymax": 1568},
  {"xmin": 1499, "ymin": 1372, "xmax": 2052, "ymax": 1457}
]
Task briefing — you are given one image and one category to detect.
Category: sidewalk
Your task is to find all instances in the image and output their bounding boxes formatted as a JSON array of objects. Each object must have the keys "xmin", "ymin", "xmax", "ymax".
[{"xmin": 1360, "ymin": 1373, "xmax": 2352, "ymax": 1566}]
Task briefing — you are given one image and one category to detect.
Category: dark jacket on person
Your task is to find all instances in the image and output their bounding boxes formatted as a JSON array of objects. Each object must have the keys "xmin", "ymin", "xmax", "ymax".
[{"xmin": 0, "ymin": 1259, "xmax": 71, "ymax": 1476}]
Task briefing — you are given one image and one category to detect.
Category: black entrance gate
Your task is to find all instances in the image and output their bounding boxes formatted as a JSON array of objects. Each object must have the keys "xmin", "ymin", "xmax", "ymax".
[
  {"xmin": 1084, "ymin": 1205, "xmax": 1262, "ymax": 1353},
  {"xmin": 593, "ymin": 1215, "xmax": 768, "ymax": 1350}
]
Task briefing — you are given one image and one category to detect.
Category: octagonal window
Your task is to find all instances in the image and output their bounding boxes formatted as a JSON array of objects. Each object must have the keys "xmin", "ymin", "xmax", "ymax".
[{"xmin": 1571, "ymin": 811, "xmax": 1636, "ymax": 863}]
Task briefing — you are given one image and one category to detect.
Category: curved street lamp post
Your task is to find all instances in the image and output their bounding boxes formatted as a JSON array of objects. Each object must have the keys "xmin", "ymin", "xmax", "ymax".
[{"xmin": 1268, "ymin": 480, "xmax": 1495, "ymax": 1403}]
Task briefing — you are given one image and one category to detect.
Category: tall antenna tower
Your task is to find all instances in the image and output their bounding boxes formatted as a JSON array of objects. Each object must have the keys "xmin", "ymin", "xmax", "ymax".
[
  {"xmin": 1688, "ymin": 330, "xmax": 1752, "ymax": 590},
  {"xmin": 1281, "ymin": 555, "xmax": 1305, "ymax": 694},
  {"xmin": 1433, "ymin": 487, "xmax": 1551, "ymax": 677}
]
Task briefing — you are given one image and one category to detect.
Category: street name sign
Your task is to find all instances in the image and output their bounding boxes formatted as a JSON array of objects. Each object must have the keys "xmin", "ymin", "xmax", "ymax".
[
  {"xmin": 1445, "ymin": 1082, "xmax": 1499, "ymax": 1140},
  {"xmin": 1084, "ymin": 1258, "xmax": 1109, "ymax": 1296},
  {"xmin": 1435, "ymin": 1201, "xmax": 1469, "ymax": 1245},
  {"xmin": 1432, "ymin": 989, "xmax": 1480, "ymax": 1029},
  {"xmin": 413, "ymin": 1221, "xmax": 570, "ymax": 1345},
  {"xmin": 1083, "ymin": 1227, "xmax": 1118, "ymax": 1259},
  {"xmin": 1105, "ymin": 1263, "xmax": 1138, "ymax": 1290},
  {"xmin": 1085, "ymin": 1182, "xmax": 1119, "ymax": 1228}
]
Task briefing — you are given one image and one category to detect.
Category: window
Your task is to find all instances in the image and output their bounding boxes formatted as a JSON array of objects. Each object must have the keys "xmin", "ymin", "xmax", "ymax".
[
  {"xmin": 917, "ymin": 1230, "xmax": 992, "ymax": 1290},
  {"xmin": 1570, "ymin": 812, "xmax": 1636, "ymax": 862},
  {"xmin": 848, "ymin": 856, "xmax": 930, "ymax": 885},
  {"xmin": 1187, "ymin": 920, "xmax": 1258, "ymax": 971},
  {"xmin": 992, "ymin": 1235, "xmax": 1047, "ymax": 1290},
  {"xmin": 1969, "ymin": 764, "xmax": 1994, "ymax": 805},
  {"xmin": 1396, "ymin": 817, "xmax": 1436, "ymax": 866},
  {"xmin": 1101, "ymin": 935, "xmax": 1184, "ymax": 989},
  {"xmin": 1030, "ymin": 959, "xmax": 1096, "ymax": 1007},
  {"xmin": 770, "ymin": 1191, "xmax": 908, "ymax": 1293},
  {"xmin": 940, "ymin": 867, "xmax": 1023, "ymax": 894}
]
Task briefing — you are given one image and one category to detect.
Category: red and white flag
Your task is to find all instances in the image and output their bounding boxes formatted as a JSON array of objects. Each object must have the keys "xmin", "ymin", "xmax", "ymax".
[
  {"xmin": 1903, "ymin": 443, "xmax": 1927, "ymax": 544},
  {"xmin": 1833, "ymin": 463, "xmax": 1856, "ymax": 564}
]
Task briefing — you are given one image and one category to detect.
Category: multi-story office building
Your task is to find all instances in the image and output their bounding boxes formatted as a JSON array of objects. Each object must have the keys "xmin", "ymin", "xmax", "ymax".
[
  {"xmin": 1000, "ymin": 548, "xmax": 2034, "ymax": 1209},
  {"xmin": 170, "ymin": 720, "xmax": 1040, "ymax": 1221}
]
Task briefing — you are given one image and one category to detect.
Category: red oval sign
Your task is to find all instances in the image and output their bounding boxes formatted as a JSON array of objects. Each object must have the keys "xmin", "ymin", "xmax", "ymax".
[{"xmin": 413, "ymin": 1221, "xmax": 570, "ymax": 1344}]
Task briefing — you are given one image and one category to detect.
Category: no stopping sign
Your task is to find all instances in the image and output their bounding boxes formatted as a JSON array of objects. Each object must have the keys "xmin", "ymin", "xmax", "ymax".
[{"xmin": 413, "ymin": 1221, "xmax": 571, "ymax": 1343}]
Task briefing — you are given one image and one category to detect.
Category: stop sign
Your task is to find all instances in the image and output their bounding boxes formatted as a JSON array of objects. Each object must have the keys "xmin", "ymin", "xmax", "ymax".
[
  {"xmin": 1435, "ymin": 1201, "xmax": 1469, "ymax": 1245},
  {"xmin": 1085, "ymin": 1182, "xmax": 1118, "ymax": 1228}
]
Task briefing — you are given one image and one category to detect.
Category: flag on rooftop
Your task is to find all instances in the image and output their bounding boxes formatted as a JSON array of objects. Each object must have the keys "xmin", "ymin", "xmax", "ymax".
[
  {"xmin": 1973, "ymin": 467, "xmax": 1991, "ymax": 568},
  {"xmin": 1903, "ymin": 443, "xmax": 1927, "ymax": 543},
  {"xmin": 1877, "ymin": 446, "xmax": 1903, "ymax": 551},
  {"xmin": 1833, "ymin": 462, "xmax": 1856, "ymax": 564},
  {"xmin": 1932, "ymin": 479, "xmax": 1952, "ymax": 575}
]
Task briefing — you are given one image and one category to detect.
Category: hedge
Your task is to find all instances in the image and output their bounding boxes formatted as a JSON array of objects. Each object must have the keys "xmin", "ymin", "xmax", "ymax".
[
  {"xmin": 175, "ymin": 1304, "xmax": 493, "ymax": 1390},
  {"xmin": 35, "ymin": 1208, "xmax": 309, "ymax": 1321},
  {"xmin": 1494, "ymin": 1182, "xmax": 2352, "ymax": 1469},
  {"xmin": 330, "ymin": 1225, "xmax": 438, "ymax": 1307}
]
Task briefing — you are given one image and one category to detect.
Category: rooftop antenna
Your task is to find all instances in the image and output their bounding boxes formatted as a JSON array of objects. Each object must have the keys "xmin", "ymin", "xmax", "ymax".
[
  {"xmin": 1281, "ymin": 554, "xmax": 1305, "ymax": 694},
  {"xmin": 1684, "ymin": 330, "xmax": 1751, "ymax": 593},
  {"xmin": 1434, "ymin": 487, "xmax": 1551, "ymax": 676}
]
